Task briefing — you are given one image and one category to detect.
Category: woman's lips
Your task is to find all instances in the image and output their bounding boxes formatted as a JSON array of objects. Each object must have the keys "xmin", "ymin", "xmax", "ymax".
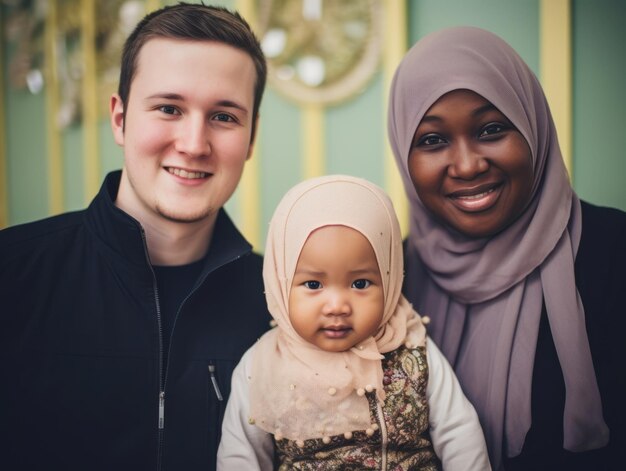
[{"xmin": 447, "ymin": 183, "xmax": 502, "ymax": 212}]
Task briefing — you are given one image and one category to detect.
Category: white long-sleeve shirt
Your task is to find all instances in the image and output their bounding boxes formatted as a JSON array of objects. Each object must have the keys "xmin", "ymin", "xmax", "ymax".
[{"xmin": 217, "ymin": 339, "xmax": 491, "ymax": 470}]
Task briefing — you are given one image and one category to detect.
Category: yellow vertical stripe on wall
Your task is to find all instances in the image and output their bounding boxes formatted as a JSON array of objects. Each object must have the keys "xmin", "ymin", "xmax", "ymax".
[
  {"xmin": 240, "ymin": 131, "xmax": 262, "ymax": 250},
  {"xmin": 236, "ymin": 0, "xmax": 262, "ymax": 250},
  {"xmin": 302, "ymin": 104, "xmax": 325, "ymax": 179},
  {"xmin": 81, "ymin": 0, "xmax": 100, "ymax": 203},
  {"xmin": 540, "ymin": 0, "xmax": 572, "ymax": 177},
  {"xmin": 0, "ymin": 25, "xmax": 7, "ymax": 228},
  {"xmin": 383, "ymin": 1, "xmax": 408, "ymax": 236},
  {"xmin": 45, "ymin": 0, "xmax": 64, "ymax": 215}
]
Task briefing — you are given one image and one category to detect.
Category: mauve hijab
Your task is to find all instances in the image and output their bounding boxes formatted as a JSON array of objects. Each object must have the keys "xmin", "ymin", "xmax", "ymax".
[{"xmin": 388, "ymin": 26, "xmax": 609, "ymax": 469}]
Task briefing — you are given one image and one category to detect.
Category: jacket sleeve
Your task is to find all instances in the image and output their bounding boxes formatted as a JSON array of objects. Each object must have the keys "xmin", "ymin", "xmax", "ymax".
[
  {"xmin": 217, "ymin": 346, "xmax": 274, "ymax": 471},
  {"xmin": 426, "ymin": 339, "xmax": 492, "ymax": 471}
]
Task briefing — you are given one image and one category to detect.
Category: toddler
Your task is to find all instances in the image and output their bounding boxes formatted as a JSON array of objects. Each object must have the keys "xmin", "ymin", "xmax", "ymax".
[{"xmin": 217, "ymin": 175, "xmax": 490, "ymax": 470}]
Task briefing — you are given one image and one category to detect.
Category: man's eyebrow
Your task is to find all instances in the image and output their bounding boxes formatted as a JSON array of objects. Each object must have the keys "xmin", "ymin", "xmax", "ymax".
[
  {"xmin": 146, "ymin": 92, "xmax": 184, "ymax": 101},
  {"xmin": 216, "ymin": 100, "xmax": 249, "ymax": 114},
  {"xmin": 145, "ymin": 93, "xmax": 249, "ymax": 114}
]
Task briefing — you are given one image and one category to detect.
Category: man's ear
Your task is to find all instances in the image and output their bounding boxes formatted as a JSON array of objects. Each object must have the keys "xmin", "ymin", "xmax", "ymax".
[
  {"xmin": 247, "ymin": 114, "xmax": 260, "ymax": 160},
  {"xmin": 110, "ymin": 94, "xmax": 125, "ymax": 146}
]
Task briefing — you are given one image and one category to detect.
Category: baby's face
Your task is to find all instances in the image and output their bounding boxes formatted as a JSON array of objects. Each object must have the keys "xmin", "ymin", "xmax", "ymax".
[{"xmin": 288, "ymin": 225, "xmax": 384, "ymax": 352}]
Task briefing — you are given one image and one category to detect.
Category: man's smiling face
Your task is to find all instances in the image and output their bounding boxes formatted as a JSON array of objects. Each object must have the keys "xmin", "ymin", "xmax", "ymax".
[{"xmin": 111, "ymin": 37, "xmax": 257, "ymax": 225}]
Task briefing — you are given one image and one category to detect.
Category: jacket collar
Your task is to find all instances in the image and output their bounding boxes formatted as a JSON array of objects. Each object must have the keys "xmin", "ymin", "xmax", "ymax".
[{"xmin": 84, "ymin": 171, "xmax": 252, "ymax": 272}]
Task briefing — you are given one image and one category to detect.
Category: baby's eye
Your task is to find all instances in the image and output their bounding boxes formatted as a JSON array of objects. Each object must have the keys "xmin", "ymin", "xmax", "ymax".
[
  {"xmin": 480, "ymin": 123, "xmax": 505, "ymax": 137},
  {"xmin": 352, "ymin": 279, "xmax": 371, "ymax": 289},
  {"xmin": 159, "ymin": 105, "xmax": 180, "ymax": 115},
  {"xmin": 303, "ymin": 280, "xmax": 322, "ymax": 290}
]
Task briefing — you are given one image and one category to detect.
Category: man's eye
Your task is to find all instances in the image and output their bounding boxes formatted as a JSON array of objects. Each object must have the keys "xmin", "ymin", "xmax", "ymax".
[
  {"xmin": 352, "ymin": 279, "xmax": 371, "ymax": 289},
  {"xmin": 213, "ymin": 113, "xmax": 235, "ymax": 122},
  {"xmin": 303, "ymin": 280, "xmax": 322, "ymax": 290},
  {"xmin": 159, "ymin": 105, "xmax": 179, "ymax": 115}
]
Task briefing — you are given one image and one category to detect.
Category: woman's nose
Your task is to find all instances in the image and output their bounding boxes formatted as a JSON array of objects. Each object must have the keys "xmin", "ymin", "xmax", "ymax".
[
  {"xmin": 448, "ymin": 141, "xmax": 489, "ymax": 179},
  {"xmin": 322, "ymin": 290, "xmax": 351, "ymax": 316}
]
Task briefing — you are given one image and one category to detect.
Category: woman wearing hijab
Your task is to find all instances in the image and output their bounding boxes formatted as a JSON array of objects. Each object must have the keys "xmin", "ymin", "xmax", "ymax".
[
  {"xmin": 388, "ymin": 26, "xmax": 626, "ymax": 470},
  {"xmin": 217, "ymin": 175, "xmax": 490, "ymax": 470}
]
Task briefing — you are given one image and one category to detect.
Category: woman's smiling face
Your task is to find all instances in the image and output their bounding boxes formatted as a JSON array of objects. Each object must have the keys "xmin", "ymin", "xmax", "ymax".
[{"xmin": 408, "ymin": 89, "xmax": 534, "ymax": 238}]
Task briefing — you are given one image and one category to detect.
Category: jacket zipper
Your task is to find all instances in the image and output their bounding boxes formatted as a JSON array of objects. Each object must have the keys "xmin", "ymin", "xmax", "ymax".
[
  {"xmin": 140, "ymin": 226, "xmax": 249, "ymax": 470},
  {"xmin": 376, "ymin": 399, "xmax": 388, "ymax": 471},
  {"xmin": 162, "ymin": 250, "xmax": 248, "ymax": 392},
  {"xmin": 208, "ymin": 364, "xmax": 224, "ymax": 401},
  {"xmin": 157, "ymin": 251, "xmax": 247, "ymax": 452},
  {"xmin": 159, "ymin": 391, "xmax": 165, "ymax": 428},
  {"xmin": 140, "ymin": 229, "xmax": 165, "ymax": 471}
]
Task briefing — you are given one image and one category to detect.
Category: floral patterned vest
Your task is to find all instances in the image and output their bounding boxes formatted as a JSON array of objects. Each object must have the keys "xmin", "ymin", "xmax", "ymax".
[{"xmin": 275, "ymin": 346, "xmax": 441, "ymax": 470}]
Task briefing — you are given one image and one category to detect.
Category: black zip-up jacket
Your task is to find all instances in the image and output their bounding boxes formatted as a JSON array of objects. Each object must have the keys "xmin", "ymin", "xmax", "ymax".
[{"xmin": 0, "ymin": 171, "xmax": 271, "ymax": 471}]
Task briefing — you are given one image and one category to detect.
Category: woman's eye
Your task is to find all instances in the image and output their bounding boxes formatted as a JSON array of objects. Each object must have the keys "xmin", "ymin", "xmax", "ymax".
[
  {"xmin": 480, "ymin": 123, "xmax": 505, "ymax": 137},
  {"xmin": 303, "ymin": 280, "xmax": 322, "ymax": 290},
  {"xmin": 159, "ymin": 105, "xmax": 179, "ymax": 115},
  {"xmin": 213, "ymin": 113, "xmax": 235, "ymax": 123},
  {"xmin": 417, "ymin": 134, "xmax": 445, "ymax": 147},
  {"xmin": 352, "ymin": 279, "xmax": 371, "ymax": 289}
]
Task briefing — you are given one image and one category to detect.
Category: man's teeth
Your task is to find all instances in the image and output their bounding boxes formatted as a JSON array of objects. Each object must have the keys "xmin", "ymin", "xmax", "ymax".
[
  {"xmin": 168, "ymin": 168, "xmax": 207, "ymax": 179},
  {"xmin": 457, "ymin": 188, "xmax": 495, "ymax": 200}
]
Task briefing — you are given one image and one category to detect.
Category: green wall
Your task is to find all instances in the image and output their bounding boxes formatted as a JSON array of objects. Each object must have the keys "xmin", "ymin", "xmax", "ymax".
[
  {"xmin": 1, "ymin": 0, "xmax": 625, "ymax": 238},
  {"xmin": 572, "ymin": 0, "xmax": 626, "ymax": 208},
  {"xmin": 409, "ymin": 0, "xmax": 539, "ymax": 72},
  {"xmin": 4, "ymin": 76, "xmax": 49, "ymax": 222}
]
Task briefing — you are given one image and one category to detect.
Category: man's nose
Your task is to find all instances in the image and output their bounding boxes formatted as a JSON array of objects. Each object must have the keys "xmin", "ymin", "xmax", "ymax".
[{"xmin": 175, "ymin": 115, "xmax": 211, "ymax": 158}]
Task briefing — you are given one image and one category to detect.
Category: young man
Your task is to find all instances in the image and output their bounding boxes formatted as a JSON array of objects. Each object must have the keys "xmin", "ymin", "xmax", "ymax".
[{"xmin": 0, "ymin": 4, "xmax": 269, "ymax": 470}]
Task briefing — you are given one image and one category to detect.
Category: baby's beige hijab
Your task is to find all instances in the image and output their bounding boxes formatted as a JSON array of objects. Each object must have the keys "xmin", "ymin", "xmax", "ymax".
[{"xmin": 249, "ymin": 175, "xmax": 426, "ymax": 441}]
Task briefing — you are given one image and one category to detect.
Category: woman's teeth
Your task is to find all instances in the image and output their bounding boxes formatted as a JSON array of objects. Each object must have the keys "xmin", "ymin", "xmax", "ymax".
[{"xmin": 457, "ymin": 188, "xmax": 495, "ymax": 200}]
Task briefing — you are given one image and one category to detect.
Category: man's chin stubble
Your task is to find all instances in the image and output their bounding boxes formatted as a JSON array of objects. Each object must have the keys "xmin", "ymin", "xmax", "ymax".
[{"xmin": 156, "ymin": 206, "xmax": 215, "ymax": 225}]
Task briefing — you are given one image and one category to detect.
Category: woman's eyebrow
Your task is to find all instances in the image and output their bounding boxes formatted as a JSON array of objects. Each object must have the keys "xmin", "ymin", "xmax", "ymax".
[
  {"xmin": 419, "ymin": 114, "xmax": 442, "ymax": 124},
  {"xmin": 472, "ymin": 103, "xmax": 498, "ymax": 117},
  {"xmin": 419, "ymin": 102, "xmax": 498, "ymax": 125}
]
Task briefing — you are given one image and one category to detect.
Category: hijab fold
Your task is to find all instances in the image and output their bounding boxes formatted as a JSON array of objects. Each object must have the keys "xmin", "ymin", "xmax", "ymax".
[
  {"xmin": 249, "ymin": 175, "xmax": 426, "ymax": 441},
  {"xmin": 387, "ymin": 26, "xmax": 608, "ymax": 470}
]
